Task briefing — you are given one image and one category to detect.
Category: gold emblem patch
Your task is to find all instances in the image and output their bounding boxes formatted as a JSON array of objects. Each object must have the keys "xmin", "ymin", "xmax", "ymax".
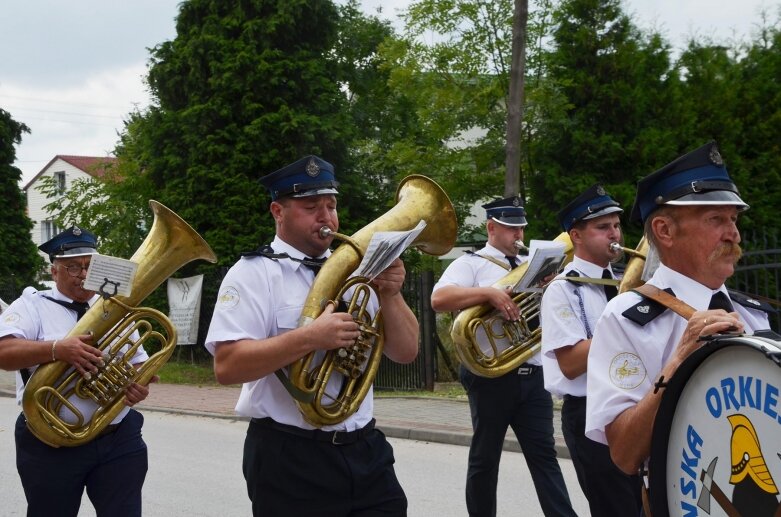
[
  {"xmin": 217, "ymin": 286, "xmax": 240, "ymax": 310},
  {"xmin": 609, "ymin": 352, "xmax": 646, "ymax": 389}
]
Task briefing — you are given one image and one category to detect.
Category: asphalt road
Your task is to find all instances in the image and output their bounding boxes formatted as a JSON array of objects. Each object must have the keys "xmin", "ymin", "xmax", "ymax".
[{"xmin": 0, "ymin": 397, "xmax": 589, "ymax": 516}]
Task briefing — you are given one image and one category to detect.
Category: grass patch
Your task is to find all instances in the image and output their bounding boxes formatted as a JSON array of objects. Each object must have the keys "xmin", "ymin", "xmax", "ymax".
[
  {"xmin": 376, "ymin": 382, "xmax": 467, "ymax": 400},
  {"xmin": 156, "ymin": 360, "xmax": 469, "ymax": 399},
  {"xmin": 158, "ymin": 360, "xmax": 218, "ymax": 386}
]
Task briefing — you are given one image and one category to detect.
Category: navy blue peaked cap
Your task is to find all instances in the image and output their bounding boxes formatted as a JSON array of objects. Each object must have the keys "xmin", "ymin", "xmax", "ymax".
[
  {"xmin": 260, "ymin": 155, "xmax": 340, "ymax": 201},
  {"xmin": 557, "ymin": 184, "xmax": 623, "ymax": 231},
  {"xmin": 630, "ymin": 141, "xmax": 748, "ymax": 224},
  {"xmin": 39, "ymin": 226, "xmax": 98, "ymax": 263},
  {"xmin": 482, "ymin": 195, "xmax": 527, "ymax": 227}
]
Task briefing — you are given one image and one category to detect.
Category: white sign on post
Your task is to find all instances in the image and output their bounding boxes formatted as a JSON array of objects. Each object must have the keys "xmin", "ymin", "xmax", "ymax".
[{"xmin": 167, "ymin": 275, "xmax": 204, "ymax": 345}]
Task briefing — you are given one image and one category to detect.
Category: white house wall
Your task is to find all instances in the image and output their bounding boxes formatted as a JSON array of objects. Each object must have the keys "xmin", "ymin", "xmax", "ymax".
[{"xmin": 25, "ymin": 158, "xmax": 93, "ymax": 259}]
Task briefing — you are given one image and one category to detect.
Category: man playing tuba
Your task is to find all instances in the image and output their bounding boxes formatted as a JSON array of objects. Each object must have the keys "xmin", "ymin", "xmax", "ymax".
[
  {"xmin": 431, "ymin": 196, "xmax": 576, "ymax": 517},
  {"xmin": 205, "ymin": 155, "xmax": 419, "ymax": 517},
  {"xmin": 0, "ymin": 226, "xmax": 155, "ymax": 517}
]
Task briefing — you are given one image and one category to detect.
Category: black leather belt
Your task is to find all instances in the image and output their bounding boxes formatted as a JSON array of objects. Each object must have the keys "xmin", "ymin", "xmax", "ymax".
[
  {"xmin": 251, "ymin": 417, "xmax": 375, "ymax": 445},
  {"xmin": 517, "ymin": 363, "xmax": 541, "ymax": 376},
  {"xmin": 96, "ymin": 423, "xmax": 121, "ymax": 438}
]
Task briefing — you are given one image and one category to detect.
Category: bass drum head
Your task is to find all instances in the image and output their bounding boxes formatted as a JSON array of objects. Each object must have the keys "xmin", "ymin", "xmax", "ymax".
[{"xmin": 649, "ymin": 335, "xmax": 781, "ymax": 517}]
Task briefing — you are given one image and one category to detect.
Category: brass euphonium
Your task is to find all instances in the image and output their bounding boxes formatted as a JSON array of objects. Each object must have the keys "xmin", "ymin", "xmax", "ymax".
[
  {"xmin": 287, "ymin": 175, "xmax": 457, "ymax": 427},
  {"xmin": 451, "ymin": 232, "xmax": 575, "ymax": 378},
  {"xmin": 22, "ymin": 200, "xmax": 217, "ymax": 447}
]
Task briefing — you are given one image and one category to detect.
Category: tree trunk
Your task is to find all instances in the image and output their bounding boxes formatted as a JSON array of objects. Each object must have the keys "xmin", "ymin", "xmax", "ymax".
[{"xmin": 504, "ymin": 0, "xmax": 528, "ymax": 199}]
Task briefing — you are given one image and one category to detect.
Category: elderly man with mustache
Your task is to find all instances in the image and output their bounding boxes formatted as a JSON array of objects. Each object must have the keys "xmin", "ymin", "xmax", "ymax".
[{"xmin": 583, "ymin": 141, "xmax": 775, "ymax": 480}]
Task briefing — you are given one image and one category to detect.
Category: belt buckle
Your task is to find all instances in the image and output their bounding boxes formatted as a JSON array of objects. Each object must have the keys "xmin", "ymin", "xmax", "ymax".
[
  {"xmin": 331, "ymin": 431, "xmax": 346, "ymax": 445},
  {"xmin": 518, "ymin": 366, "xmax": 531, "ymax": 375}
]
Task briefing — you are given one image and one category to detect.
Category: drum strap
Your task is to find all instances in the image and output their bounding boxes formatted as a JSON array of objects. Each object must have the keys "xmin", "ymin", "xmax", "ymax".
[{"xmin": 632, "ymin": 284, "xmax": 695, "ymax": 320}]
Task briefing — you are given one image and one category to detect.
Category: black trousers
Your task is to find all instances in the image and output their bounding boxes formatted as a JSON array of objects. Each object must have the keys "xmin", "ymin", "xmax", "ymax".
[
  {"xmin": 15, "ymin": 409, "xmax": 148, "ymax": 517},
  {"xmin": 459, "ymin": 365, "xmax": 576, "ymax": 517},
  {"xmin": 561, "ymin": 395, "xmax": 643, "ymax": 517},
  {"xmin": 243, "ymin": 418, "xmax": 407, "ymax": 517}
]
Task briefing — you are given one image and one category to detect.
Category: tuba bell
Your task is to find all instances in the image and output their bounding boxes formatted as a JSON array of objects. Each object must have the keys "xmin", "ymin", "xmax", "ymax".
[
  {"xmin": 286, "ymin": 175, "xmax": 457, "ymax": 427},
  {"xmin": 451, "ymin": 232, "xmax": 574, "ymax": 378},
  {"xmin": 22, "ymin": 200, "xmax": 217, "ymax": 447}
]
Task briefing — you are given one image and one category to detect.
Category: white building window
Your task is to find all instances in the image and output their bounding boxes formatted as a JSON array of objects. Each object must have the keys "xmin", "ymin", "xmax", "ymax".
[
  {"xmin": 54, "ymin": 171, "xmax": 66, "ymax": 194},
  {"xmin": 41, "ymin": 220, "xmax": 60, "ymax": 242}
]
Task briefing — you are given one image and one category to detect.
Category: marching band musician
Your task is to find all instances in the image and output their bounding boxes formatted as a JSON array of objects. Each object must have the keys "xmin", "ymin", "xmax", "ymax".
[
  {"xmin": 205, "ymin": 155, "xmax": 418, "ymax": 517},
  {"xmin": 431, "ymin": 196, "xmax": 576, "ymax": 517},
  {"xmin": 540, "ymin": 184, "xmax": 642, "ymax": 515},
  {"xmin": 0, "ymin": 227, "xmax": 154, "ymax": 517},
  {"xmin": 585, "ymin": 141, "xmax": 774, "ymax": 479}
]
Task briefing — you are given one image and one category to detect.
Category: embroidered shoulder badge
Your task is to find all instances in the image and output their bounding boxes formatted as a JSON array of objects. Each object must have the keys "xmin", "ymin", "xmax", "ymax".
[
  {"xmin": 609, "ymin": 352, "xmax": 646, "ymax": 389},
  {"xmin": 217, "ymin": 286, "xmax": 240, "ymax": 310}
]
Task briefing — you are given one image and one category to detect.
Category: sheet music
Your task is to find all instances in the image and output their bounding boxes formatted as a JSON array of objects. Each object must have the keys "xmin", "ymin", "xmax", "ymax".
[
  {"xmin": 353, "ymin": 220, "xmax": 427, "ymax": 281},
  {"xmin": 512, "ymin": 239, "xmax": 567, "ymax": 293},
  {"xmin": 83, "ymin": 254, "xmax": 138, "ymax": 297}
]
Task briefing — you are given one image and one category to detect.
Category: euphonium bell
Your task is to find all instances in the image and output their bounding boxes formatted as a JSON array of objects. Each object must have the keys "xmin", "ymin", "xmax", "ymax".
[
  {"xmin": 22, "ymin": 201, "xmax": 217, "ymax": 447},
  {"xmin": 286, "ymin": 175, "xmax": 457, "ymax": 426},
  {"xmin": 451, "ymin": 232, "xmax": 574, "ymax": 378}
]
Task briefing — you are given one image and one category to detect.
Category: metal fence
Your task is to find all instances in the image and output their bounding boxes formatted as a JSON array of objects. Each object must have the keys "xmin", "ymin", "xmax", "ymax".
[{"xmin": 5, "ymin": 229, "xmax": 779, "ymax": 391}]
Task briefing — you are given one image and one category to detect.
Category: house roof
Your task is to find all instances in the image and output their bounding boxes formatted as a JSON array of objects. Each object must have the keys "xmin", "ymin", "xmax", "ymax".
[{"xmin": 23, "ymin": 155, "xmax": 118, "ymax": 191}]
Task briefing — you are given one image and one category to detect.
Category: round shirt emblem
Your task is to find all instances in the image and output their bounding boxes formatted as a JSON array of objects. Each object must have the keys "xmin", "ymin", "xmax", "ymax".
[
  {"xmin": 609, "ymin": 352, "xmax": 646, "ymax": 389},
  {"xmin": 2, "ymin": 312, "xmax": 21, "ymax": 324},
  {"xmin": 217, "ymin": 286, "xmax": 240, "ymax": 310}
]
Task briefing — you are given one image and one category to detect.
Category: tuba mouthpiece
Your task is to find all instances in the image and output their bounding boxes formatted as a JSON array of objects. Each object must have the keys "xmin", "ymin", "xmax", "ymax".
[
  {"xmin": 514, "ymin": 240, "xmax": 528, "ymax": 252},
  {"xmin": 319, "ymin": 226, "xmax": 333, "ymax": 239},
  {"xmin": 609, "ymin": 242, "xmax": 622, "ymax": 253}
]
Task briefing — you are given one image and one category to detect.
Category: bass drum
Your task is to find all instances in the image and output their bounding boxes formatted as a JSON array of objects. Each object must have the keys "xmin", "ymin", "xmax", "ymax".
[{"xmin": 649, "ymin": 334, "xmax": 781, "ymax": 517}]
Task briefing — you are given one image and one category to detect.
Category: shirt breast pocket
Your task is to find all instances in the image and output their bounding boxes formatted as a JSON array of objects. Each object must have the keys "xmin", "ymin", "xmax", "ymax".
[{"xmin": 275, "ymin": 305, "xmax": 303, "ymax": 333}]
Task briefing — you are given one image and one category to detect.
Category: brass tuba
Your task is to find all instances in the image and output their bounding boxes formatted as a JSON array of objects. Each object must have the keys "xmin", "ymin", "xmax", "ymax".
[
  {"xmin": 287, "ymin": 175, "xmax": 457, "ymax": 427},
  {"xmin": 22, "ymin": 200, "xmax": 217, "ymax": 447},
  {"xmin": 451, "ymin": 232, "xmax": 574, "ymax": 378}
]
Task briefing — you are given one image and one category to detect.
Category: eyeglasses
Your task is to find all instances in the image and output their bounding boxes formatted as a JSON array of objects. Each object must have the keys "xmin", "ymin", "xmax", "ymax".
[{"xmin": 56, "ymin": 264, "xmax": 90, "ymax": 277}]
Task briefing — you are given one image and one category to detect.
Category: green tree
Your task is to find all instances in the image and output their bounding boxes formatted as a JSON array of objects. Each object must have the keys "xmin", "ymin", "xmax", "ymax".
[
  {"xmin": 378, "ymin": 0, "xmax": 557, "ymax": 237},
  {"xmin": 528, "ymin": 0, "xmax": 680, "ymax": 241},
  {"xmin": 0, "ymin": 109, "xmax": 43, "ymax": 297},
  {"xmin": 132, "ymin": 0, "xmax": 371, "ymax": 269}
]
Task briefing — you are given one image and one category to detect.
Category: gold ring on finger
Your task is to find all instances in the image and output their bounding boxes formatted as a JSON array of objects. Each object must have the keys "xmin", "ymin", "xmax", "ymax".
[{"xmin": 704, "ymin": 318, "xmax": 709, "ymax": 325}]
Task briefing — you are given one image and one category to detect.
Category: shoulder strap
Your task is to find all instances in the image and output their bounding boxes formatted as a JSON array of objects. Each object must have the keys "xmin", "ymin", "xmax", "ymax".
[
  {"xmin": 465, "ymin": 250, "xmax": 510, "ymax": 271},
  {"xmin": 621, "ymin": 286, "xmax": 676, "ymax": 326},
  {"xmin": 241, "ymin": 244, "xmax": 283, "ymax": 259},
  {"xmin": 726, "ymin": 289, "xmax": 778, "ymax": 314}
]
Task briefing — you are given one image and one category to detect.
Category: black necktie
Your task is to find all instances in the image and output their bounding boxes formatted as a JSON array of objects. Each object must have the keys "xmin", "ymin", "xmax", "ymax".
[
  {"xmin": 602, "ymin": 269, "xmax": 618, "ymax": 301},
  {"xmin": 709, "ymin": 291, "xmax": 735, "ymax": 312},
  {"xmin": 302, "ymin": 256, "xmax": 327, "ymax": 275},
  {"xmin": 505, "ymin": 256, "xmax": 519, "ymax": 270}
]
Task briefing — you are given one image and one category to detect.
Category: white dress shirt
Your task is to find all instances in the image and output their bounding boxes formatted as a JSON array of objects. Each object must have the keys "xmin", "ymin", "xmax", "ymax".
[
  {"xmin": 541, "ymin": 256, "xmax": 615, "ymax": 397},
  {"xmin": 205, "ymin": 236, "xmax": 376, "ymax": 431},
  {"xmin": 0, "ymin": 286, "xmax": 148, "ymax": 424},
  {"xmin": 585, "ymin": 263, "xmax": 770, "ymax": 445}
]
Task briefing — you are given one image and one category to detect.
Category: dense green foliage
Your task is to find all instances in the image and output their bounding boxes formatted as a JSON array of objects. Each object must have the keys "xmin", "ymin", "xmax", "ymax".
[
  {"xmin": 0, "ymin": 109, "xmax": 43, "ymax": 297},
  {"xmin": 31, "ymin": 0, "xmax": 781, "ymax": 280}
]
